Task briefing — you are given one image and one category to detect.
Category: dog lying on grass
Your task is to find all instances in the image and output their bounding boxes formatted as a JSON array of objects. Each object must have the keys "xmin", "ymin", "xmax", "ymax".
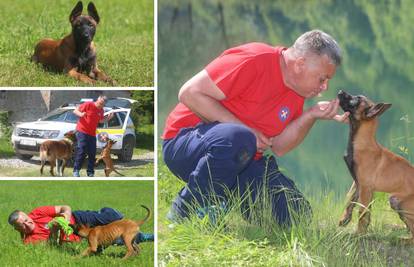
[
  {"xmin": 31, "ymin": 1, "xmax": 115, "ymax": 85},
  {"xmin": 338, "ymin": 90, "xmax": 414, "ymax": 243},
  {"xmin": 40, "ymin": 131, "xmax": 76, "ymax": 176},
  {"xmin": 95, "ymin": 138, "xmax": 124, "ymax": 177},
  {"xmin": 71, "ymin": 205, "xmax": 151, "ymax": 259}
]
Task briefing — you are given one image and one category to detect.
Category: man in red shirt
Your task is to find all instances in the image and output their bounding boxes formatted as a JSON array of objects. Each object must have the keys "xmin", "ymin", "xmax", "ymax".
[
  {"xmin": 162, "ymin": 30, "xmax": 349, "ymax": 225},
  {"xmin": 73, "ymin": 95, "xmax": 113, "ymax": 177},
  {"xmin": 8, "ymin": 205, "xmax": 154, "ymax": 245}
]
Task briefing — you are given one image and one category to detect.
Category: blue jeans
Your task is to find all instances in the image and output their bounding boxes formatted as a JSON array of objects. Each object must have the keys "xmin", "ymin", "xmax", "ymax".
[
  {"xmin": 163, "ymin": 122, "xmax": 312, "ymax": 226},
  {"xmin": 73, "ymin": 131, "xmax": 97, "ymax": 175},
  {"xmin": 73, "ymin": 207, "xmax": 124, "ymax": 226},
  {"xmin": 73, "ymin": 207, "xmax": 154, "ymax": 244}
]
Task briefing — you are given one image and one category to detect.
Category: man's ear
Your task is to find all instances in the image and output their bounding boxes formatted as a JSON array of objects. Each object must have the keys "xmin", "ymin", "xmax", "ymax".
[
  {"xmin": 294, "ymin": 57, "xmax": 306, "ymax": 73},
  {"xmin": 366, "ymin": 103, "xmax": 392, "ymax": 119}
]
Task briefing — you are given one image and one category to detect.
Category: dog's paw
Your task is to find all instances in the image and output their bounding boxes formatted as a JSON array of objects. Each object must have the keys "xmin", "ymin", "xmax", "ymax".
[{"xmin": 338, "ymin": 215, "xmax": 352, "ymax": 227}]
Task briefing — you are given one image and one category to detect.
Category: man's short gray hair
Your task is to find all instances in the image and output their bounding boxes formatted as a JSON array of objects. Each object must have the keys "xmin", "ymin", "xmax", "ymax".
[
  {"xmin": 8, "ymin": 210, "xmax": 21, "ymax": 225},
  {"xmin": 293, "ymin": 29, "xmax": 342, "ymax": 66},
  {"xmin": 98, "ymin": 95, "xmax": 108, "ymax": 101}
]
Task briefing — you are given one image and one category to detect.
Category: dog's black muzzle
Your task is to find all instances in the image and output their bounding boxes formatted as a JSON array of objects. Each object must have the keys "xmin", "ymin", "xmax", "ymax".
[{"xmin": 338, "ymin": 90, "xmax": 359, "ymax": 113}]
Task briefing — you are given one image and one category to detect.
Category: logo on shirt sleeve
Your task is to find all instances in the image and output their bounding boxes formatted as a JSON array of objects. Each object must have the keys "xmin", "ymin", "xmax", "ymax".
[{"xmin": 278, "ymin": 107, "xmax": 290, "ymax": 122}]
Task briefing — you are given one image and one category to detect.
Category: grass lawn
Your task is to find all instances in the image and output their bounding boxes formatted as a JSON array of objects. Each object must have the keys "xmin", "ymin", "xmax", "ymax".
[
  {"xmin": 0, "ymin": 180, "xmax": 154, "ymax": 266},
  {"xmin": 0, "ymin": 0, "xmax": 153, "ymax": 87},
  {"xmin": 158, "ymin": 160, "xmax": 414, "ymax": 266}
]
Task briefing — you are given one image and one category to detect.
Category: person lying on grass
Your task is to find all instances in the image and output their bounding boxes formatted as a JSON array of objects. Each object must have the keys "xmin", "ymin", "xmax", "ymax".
[
  {"xmin": 162, "ymin": 29, "xmax": 350, "ymax": 226},
  {"xmin": 8, "ymin": 205, "xmax": 153, "ymax": 245}
]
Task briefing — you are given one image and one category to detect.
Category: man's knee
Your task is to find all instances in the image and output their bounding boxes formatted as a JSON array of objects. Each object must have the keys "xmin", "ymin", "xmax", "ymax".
[{"xmin": 208, "ymin": 123, "xmax": 256, "ymax": 164}]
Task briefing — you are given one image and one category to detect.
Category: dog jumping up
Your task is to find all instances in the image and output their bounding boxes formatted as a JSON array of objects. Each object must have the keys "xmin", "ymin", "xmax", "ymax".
[
  {"xmin": 71, "ymin": 205, "xmax": 151, "ymax": 259},
  {"xmin": 338, "ymin": 90, "xmax": 414, "ymax": 243},
  {"xmin": 95, "ymin": 138, "xmax": 124, "ymax": 177},
  {"xmin": 31, "ymin": 1, "xmax": 115, "ymax": 85},
  {"xmin": 40, "ymin": 131, "xmax": 76, "ymax": 177}
]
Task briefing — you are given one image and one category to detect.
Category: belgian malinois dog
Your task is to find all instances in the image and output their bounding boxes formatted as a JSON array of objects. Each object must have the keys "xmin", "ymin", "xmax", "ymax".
[
  {"xmin": 95, "ymin": 138, "xmax": 124, "ymax": 177},
  {"xmin": 39, "ymin": 131, "xmax": 76, "ymax": 176},
  {"xmin": 338, "ymin": 90, "xmax": 414, "ymax": 243},
  {"xmin": 32, "ymin": 1, "xmax": 115, "ymax": 85},
  {"xmin": 71, "ymin": 205, "xmax": 151, "ymax": 259}
]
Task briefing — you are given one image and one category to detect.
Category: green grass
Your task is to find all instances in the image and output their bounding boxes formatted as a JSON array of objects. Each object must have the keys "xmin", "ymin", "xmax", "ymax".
[
  {"xmin": 136, "ymin": 123, "xmax": 154, "ymax": 151},
  {"xmin": 158, "ymin": 160, "xmax": 414, "ymax": 266},
  {"xmin": 0, "ymin": 137, "xmax": 14, "ymax": 157},
  {"xmin": 0, "ymin": 181, "xmax": 154, "ymax": 266},
  {"xmin": 0, "ymin": 0, "xmax": 153, "ymax": 87}
]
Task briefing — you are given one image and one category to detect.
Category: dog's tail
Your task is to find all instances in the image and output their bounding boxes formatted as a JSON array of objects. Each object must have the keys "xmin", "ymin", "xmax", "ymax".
[
  {"xmin": 113, "ymin": 168, "xmax": 125, "ymax": 176},
  {"xmin": 137, "ymin": 205, "xmax": 151, "ymax": 227}
]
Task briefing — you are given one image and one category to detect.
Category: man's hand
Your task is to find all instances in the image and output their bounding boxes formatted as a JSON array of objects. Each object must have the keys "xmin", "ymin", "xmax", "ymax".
[
  {"xmin": 308, "ymin": 99, "xmax": 349, "ymax": 123},
  {"xmin": 250, "ymin": 128, "xmax": 272, "ymax": 153},
  {"xmin": 106, "ymin": 112, "xmax": 114, "ymax": 120},
  {"xmin": 73, "ymin": 108, "xmax": 86, "ymax": 118}
]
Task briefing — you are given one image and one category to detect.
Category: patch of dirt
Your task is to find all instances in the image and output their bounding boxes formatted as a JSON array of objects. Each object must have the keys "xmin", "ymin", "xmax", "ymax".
[{"xmin": 0, "ymin": 151, "xmax": 154, "ymax": 169}]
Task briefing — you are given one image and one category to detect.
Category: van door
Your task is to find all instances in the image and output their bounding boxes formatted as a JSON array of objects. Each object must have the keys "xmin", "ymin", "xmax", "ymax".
[{"xmin": 96, "ymin": 108, "xmax": 131, "ymax": 150}]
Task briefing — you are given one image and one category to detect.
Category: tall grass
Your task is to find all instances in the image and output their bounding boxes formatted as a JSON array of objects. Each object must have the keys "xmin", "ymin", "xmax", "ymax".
[{"xmin": 158, "ymin": 153, "xmax": 414, "ymax": 266}]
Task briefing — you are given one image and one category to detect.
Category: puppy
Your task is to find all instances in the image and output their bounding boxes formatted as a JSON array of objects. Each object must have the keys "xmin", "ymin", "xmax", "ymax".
[
  {"xmin": 338, "ymin": 90, "xmax": 414, "ymax": 243},
  {"xmin": 72, "ymin": 205, "xmax": 151, "ymax": 259},
  {"xmin": 32, "ymin": 1, "xmax": 114, "ymax": 85},
  {"xmin": 40, "ymin": 131, "xmax": 76, "ymax": 176},
  {"xmin": 95, "ymin": 138, "xmax": 124, "ymax": 177}
]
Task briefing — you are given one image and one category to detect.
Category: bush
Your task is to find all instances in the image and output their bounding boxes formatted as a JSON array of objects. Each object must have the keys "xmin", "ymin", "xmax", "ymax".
[{"xmin": 0, "ymin": 111, "xmax": 12, "ymax": 139}]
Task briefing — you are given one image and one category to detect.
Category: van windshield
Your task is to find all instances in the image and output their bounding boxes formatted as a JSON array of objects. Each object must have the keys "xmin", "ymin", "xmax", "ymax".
[{"xmin": 41, "ymin": 109, "xmax": 79, "ymax": 123}]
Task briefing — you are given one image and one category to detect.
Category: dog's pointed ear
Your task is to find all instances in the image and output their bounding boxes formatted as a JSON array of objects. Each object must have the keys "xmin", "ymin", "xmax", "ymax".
[
  {"xmin": 366, "ymin": 103, "xmax": 392, "ymax": 119},
  {"xmin": 87, "ymin": 2, "xmax": 100, "ymax": 24},
  {"xmin": 70, "ymin": 1, "xmax": 83, "ymax": 23}
]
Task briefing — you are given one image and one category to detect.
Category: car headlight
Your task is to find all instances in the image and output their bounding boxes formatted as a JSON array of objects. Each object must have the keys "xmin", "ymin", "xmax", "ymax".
[
  {"xmin": 42, "ymin": 130, "xmax": 60, "ymax": 139},
  {"xmin": 13, "ymin": 127, "xmax": 19, "ymax": 136}
]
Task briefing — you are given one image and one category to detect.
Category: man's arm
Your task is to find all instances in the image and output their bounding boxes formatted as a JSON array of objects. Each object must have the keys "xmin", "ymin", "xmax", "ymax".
[
  {"xmin": 179, "ymin": 70, "xmax": 272, "ymax": 151},
  {"xmin": 271, "ymin": 99, "xmax": 349, "ymax": 156},
  {"xmin": 54, "ymin": 205, "xmax": 72, "ymax": 221},
  {"xmin": 73, "ymin": 107, "xmax": 85, "ymax": 118},
  {"xmin": 99, "ymin": 112, "xmax": 114, "ymax": 123}
]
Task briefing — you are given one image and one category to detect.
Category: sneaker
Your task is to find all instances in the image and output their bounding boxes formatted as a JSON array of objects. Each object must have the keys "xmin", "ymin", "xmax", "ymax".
[
  {"xmin": 73, "ymin": 170, "xmax": 80, "ymax": 177},
  {"xmin": 196, "ymin": 202, "xmax": 227, "ymax": 225},
  {"xmin": 87, "ymin": 172, "xmax": 94, "ymax": 177},
  {"xmin": 134, "ymin": 232, "xmax": 154, "ymax": 243},
  {"xmin": 166, "ymin": 208, "xmax": 185, "ymax": 223}
]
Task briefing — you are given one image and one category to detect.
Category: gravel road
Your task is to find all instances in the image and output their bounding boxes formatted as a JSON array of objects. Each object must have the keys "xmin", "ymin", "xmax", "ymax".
[{"xmin": 0, "ymin": 151, "xmax": 154, "ymax": 168}]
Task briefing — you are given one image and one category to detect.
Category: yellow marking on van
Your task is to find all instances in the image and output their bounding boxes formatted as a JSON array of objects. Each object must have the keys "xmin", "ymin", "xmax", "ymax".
[{"xmin": 96, "ymin": 129, "xmax": 125, "ymax": 134}]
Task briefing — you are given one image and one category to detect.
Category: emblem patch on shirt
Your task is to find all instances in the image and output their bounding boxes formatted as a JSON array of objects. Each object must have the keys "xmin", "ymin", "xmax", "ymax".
[{"xmin": 278, "ymin": 107, "xmax": 290, "ymax": 122}]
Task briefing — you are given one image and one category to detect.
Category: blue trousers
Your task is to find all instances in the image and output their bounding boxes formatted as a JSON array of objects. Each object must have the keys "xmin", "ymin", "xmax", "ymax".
[
  {"xmin": 73, "ymin": 131, "xmax": 97, "ymax": 175},
  {"xmin": 163, "ymin": 122, "xmax": 312, "ymax": 226},
  {"xmin": 73, "ymin": 207, "xmax": 153, "ymax": 244}
]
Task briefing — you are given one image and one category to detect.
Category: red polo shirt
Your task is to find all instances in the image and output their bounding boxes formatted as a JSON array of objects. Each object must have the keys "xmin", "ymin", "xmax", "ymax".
[
  {"xmin": 76, "ymin": 101, "xmax": 104, "ymax": 137},
  {"xmin": 162, "ymin": 43, "xmax": 304, "ymax": 140},
  {"xmin": 23, "ymin": 206, "xmax": 80, "ymax": 244}
]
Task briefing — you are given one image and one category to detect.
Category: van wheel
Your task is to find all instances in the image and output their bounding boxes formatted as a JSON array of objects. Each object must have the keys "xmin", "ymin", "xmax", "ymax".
[
  {"xmin": 16, "ymin": 154, "xmax": 33, "ymax": 160},
  {"xmin": 118, "ymin": 135, "xmax": 135, "ymax": 162}
]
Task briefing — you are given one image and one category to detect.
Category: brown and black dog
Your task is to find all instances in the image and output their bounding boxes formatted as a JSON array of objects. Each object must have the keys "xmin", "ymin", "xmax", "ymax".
[
  {"xmin": 32, "ymin": 1, "xmax": 114, "ymax": 85},
  {"xmin": 39, "ymin": 131, "xmax": 76, "ymax": 176},
  {"xmin": 338, "ymin": 90, "xmax": 414, "ymax": 243},
  {"xmin": 95, "ymin": 138, "xmax": 124, "ymax": 177},
  {"xmin": 71, "ymin": 205, "xmax": 151, "ymax": 259}
]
